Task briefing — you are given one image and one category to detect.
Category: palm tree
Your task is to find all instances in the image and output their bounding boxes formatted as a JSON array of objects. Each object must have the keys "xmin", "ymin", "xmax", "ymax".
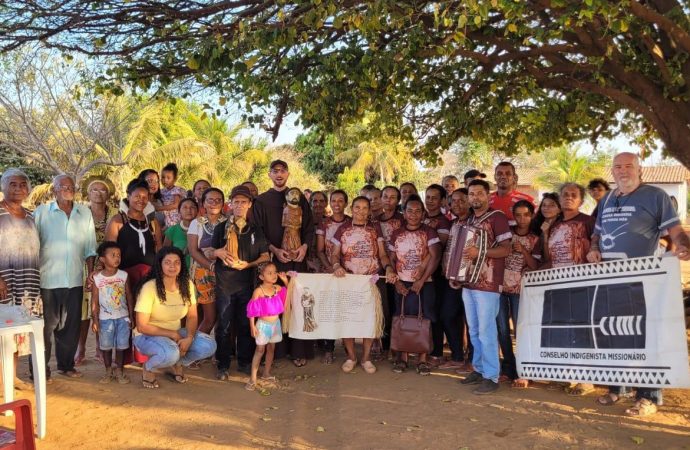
[
  {"xmin": 534, "ymin": 146, "xmax": 611, "ymax": 191},
  {"xmin": 335, "ymin": 117, "xmax": 412, "ymax": 185}
]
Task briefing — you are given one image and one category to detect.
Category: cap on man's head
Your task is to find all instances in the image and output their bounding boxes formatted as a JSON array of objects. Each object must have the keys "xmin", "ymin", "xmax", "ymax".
[
  {"xmin": 269, "ymin": 159, "xmax": 288, "ymax": 170},
  {"xmin": 230, "ymin": 185, "xmax": 253, "ymax": 201},
  {"xmin": 463, "ymin": 169, "xmax": 486, "ymax": 180}
]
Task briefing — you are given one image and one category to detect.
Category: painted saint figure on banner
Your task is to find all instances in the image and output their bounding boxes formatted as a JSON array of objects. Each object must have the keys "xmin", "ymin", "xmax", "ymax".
[{"xmin": 301, "ymin": 288, "xmax": 317, "ymax": 332}]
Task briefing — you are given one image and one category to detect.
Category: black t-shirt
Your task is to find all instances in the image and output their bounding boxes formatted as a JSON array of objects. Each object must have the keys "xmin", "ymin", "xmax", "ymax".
[{"xmin": 211, "ymin": 219, "xmax": 269, "ymax": 289}]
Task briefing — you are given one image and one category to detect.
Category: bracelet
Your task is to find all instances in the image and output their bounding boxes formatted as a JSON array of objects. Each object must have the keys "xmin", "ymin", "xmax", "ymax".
[
  {"xmin": 209, "ymin": 262, "xmax": 215, "ymax": 272},
  {"xmin": 333, "ymin": 263, "xmax": 341, "ymax": 268}
]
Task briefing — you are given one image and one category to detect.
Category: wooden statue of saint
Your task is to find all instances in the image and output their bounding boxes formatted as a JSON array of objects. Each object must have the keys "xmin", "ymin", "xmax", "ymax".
[{"xmin": 282, "ymin": 187, "xmax": 303, "ymax": 260}]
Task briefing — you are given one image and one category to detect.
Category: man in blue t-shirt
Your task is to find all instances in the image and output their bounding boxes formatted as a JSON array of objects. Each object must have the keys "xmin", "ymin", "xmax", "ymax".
[{"xmin": 587, "ymin": 152, "xmax": 690, "ymax": 417}]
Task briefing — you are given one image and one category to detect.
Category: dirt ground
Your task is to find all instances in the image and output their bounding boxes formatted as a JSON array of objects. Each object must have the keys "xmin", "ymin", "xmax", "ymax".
[{"xmin": 3, "ymin": 334, "xmax": 690, "ymax": 450}]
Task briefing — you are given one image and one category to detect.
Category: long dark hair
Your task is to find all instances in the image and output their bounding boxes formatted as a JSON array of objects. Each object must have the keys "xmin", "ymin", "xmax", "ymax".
[
  {"xmin": 530, "ymin": 192, "xmax": 562, "ymax": 235},
  {"xmin": 138, "ymin": 168, "xmax": 162, "ymax": 201},
  {"xmin": 145, "ymin": 247, "xmax": 192, "ymax": 305}
]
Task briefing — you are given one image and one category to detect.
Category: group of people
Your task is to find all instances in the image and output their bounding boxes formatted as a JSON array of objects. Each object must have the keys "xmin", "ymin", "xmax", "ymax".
[{"xmin": 0, "ymin": 152, "xmax": 687, "ymax": 418}]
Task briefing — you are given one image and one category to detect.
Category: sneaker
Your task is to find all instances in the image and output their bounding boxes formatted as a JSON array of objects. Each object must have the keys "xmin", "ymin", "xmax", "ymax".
[
  {"xmin": 216, "ymin": 369, "xmax": 229, "ymax": 381},
  {"xmin": 392, "ymin": 360, "xmax": 408, "ymax": 374},
  {"xmin": 341, "ymin": 359, "xmax": 357, "ymax": 373},
  {"xmin": 473, "ymin": 379, "xmax": 500, "ymax": 395},
  {"xmin": 460, "ymin": 371, "xmax": 484, "ymax": 385}
]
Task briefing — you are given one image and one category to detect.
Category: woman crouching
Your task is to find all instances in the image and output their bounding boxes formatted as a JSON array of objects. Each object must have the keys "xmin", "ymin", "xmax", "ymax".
[{"xmin": 133, "ymin": 247, "xmax": 217, "ymax": 388}]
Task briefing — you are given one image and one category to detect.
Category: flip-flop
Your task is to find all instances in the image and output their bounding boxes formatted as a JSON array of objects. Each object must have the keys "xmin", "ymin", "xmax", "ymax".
[
  {"xmin": 142, "ymin": 377, "xmax": 159, "ymax": 389},
  {"xmin": 596, "ymin": 393, "xmax": 620, "ymax": 406},
  {"xmin": 166, "ymin": 372, "xmax": 188, "ymax": 384},
  {"xmin": 58, "ymin": 370, "xmax": 83, "ymax": 378},
  {"xmin": 511, "ymin": 379, "xmax": 530, "ymax": 389},
  {"xmin": 625, "ymin": 399, "xmax": 658, "ymax": 417},
  {"xmin": 566, "ymin": 383, "xmax": 595, "ymax": 396}
]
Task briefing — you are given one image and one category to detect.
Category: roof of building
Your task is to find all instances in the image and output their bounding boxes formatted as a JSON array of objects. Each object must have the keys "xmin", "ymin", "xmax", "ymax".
[{"xmin": 516, "ymin": 165, "xmax": 690, "ymax": 186}]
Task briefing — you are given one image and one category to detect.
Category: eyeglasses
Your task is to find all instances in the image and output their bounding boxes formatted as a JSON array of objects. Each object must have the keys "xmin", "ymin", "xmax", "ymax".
[
  {"xmin": 205, "ymin": 198, "xmax": 224, "ymax": 205},
  {"xmin": 57, "ymin": 185, "xmax": 75, "ymax": 192},
  {"xmin": 89, "ymin": 188, "xmax": 108, "ymax": 194}
]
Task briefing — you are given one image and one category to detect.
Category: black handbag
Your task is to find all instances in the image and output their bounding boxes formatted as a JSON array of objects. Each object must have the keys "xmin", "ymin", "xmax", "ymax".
[{"xmin": 390, "ymin": 292, "xmax": 432, "ymax": 354}]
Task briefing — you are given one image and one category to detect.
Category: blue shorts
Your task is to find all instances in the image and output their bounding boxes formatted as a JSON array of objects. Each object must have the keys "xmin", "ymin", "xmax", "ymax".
[
  {"xmin": 255, "ymin": 319, "xmax": 282, "ymax": 346},
  {"xmin": 99, "ymin": 317, "xmax": 131, "ymax": 350}
]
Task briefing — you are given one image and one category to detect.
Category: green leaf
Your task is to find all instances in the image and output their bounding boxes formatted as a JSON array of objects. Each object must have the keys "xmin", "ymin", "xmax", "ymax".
[
  {"xmin": 187, "ymin": 56, "xmax": 200, "ymax": 70},
  {"xmin": 474, "ymin": 16, "xmax": 482, "ymax": 26},
  {"xmin": 458, "ymin": 14, "xmax": 467, "ymax": 28}
]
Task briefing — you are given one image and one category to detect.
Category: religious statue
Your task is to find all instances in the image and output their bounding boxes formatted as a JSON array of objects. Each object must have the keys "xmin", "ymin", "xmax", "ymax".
[
  {"xmin": 281, "ymin": 187, "xmax": 303, "ymax": 260},
  {"xmin": 224, "ymin": 215, "xmax": 247, "ymax": 268}
]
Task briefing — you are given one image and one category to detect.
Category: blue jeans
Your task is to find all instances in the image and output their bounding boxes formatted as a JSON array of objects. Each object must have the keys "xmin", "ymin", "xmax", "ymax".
[
  {"xmin": 462, "ymin": 288, "xmax": 501, "ymax": 383},
  {"xmin": 133, "ymin": 328, "xmax": 216, "ymax": 372},
  {"xmin": 497, "ymin": 293, "xmax": 520, "ymax": 379}
]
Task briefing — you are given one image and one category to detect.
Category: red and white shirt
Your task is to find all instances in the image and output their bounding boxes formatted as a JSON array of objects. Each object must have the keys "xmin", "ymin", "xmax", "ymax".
[
  {"xmin": 388, "ymin": 225, "xmax": 440, "ymax": 282},
  {"xmin": 331, "ymin": 221, "xmax": 384, "ymax": 275}
]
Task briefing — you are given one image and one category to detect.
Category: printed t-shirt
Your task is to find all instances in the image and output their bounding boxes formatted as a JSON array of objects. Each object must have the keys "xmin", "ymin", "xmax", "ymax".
[
  {"xmin": 489, "ymin": 190, "xmax": 535, "ymax": 225},
  {"xmin": 465, "ymin": 209, "xmax": 512, "ymax": 293},
  {"xmin": 423, "ymin": 213, "xmax": 451, "ymax": 237},
  {"xmin": 503, "ymin": 229, "xmax": 539, "ymax": 294},
  {"xmin": 388, "ymin": 224, "xmax": 440, "ymax": 282},
  {"xmin": 543, "ymin": 213, "xmax": 594, "ymax": 267},
  {"xmin": 316, "ymin": 215, "xmax": 351, "ymax": 264},
  {"xmin": 331, "ymin": 221, "xmax": 384, "ymax": 275},
  {"xmin": 594, "ymin": 184, "xmax": 680, "ymax": 259},
  {"xmin": 188, "ymin": 216, "xmax": 226, "ymax": 249},
  {"xmin": 134, "ymin": 279, "xmax": 197, "ymax": 335},
  {"xmin": 378, "ymin": 211, "xmax": 404, "ymax": 247},
  {"xmin": 94, "ymin": 270, "xmax": 129, "ymax": 320}
]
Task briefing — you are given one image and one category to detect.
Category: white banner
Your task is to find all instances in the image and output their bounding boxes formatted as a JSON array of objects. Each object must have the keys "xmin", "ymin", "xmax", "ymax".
[
  {"xmin": 285, "ymin": 273, "xmax": 383, "ymax": 340},
  {"xmin": 517, "ymin": 256, "xmax": 690, "ymax": 388}
]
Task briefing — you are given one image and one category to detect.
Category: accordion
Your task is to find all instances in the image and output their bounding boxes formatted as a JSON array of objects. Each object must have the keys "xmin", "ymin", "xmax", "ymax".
[{"xmin": 445, "ymin": 224, "xmax": 489, "ymax": 284}]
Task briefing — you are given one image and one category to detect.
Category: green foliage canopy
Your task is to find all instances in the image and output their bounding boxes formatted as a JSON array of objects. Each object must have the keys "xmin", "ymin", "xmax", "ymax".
[{"xmin": 1, "ymin": 1, "xmax": 690, "ymax": 166}]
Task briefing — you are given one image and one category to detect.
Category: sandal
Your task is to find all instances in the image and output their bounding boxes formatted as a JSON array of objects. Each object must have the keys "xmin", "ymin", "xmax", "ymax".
[
  {"xmin": 361, "ymin": 361, "xmax": 377, "ymax": 374},
  {"xmin": 597, "ymin": 393, "xmax": 620, "ymax": 406},
  {"xmin": 58, "ymin": 369, "xmax": 84, "ymax": 379},
  {"xmin": 392, "ymin": 360, "xmax": 408, "ymax": 374},
  {"xmin": 99, "ymin": 371, "xmax": 113, "ymax": 384},
  {"xmin": 292, "ymin": 359, "xmax": 306, "ymax": 368},
  {"xmin": 245, "ymin": 381, "xmax": 256, "ymax": 391},
  {"xmin": 166, "ymin": 372, "xmax": 188, "ymax": 384},
  {"xmin": 341, "ymin": 359, "xmax": 357, "ymax": 373},
  {"xmin": 142, "ymin": 377, "xmax": 159, "ymax": 389},
  {"xmin": 116, "ymin": 370, "xmax": 131, "ymax": 385},
  {"xmin": 187, "ymin": 360, "xmax": 202, "ymax": 371},
  {"xmin": 566, "ymin": 383, "xmax": 595, "ymax": 396},
  {"xmin": 416, "ymin": 362, "xmax": 431, "ymax": 376},
  {"xmin": 625, "ymin": 398, "xmax": 658, "ymax": 417},
  {"xmin": 260, "ymin": 376, "xmax": 279, "ymax": 388},
  {"xmin": 511, "ymin": 378, "xmax": 530, "ymax": 389}
]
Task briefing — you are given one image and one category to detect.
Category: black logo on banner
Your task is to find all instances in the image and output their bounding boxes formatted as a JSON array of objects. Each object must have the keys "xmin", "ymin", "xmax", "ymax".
[{"xmin": 540, "ymin": 282, "xmax": 646, "ymax": 349}]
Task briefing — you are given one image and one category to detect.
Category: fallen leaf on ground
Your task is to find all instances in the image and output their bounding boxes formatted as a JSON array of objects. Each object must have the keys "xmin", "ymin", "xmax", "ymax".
[
  {"xmin": 630, "ymin": 436, "xmax": 644, "ymax": 445},
  {"xmin": 316, "ymin": 426, "xmax": 325, "ymax": 432}
]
